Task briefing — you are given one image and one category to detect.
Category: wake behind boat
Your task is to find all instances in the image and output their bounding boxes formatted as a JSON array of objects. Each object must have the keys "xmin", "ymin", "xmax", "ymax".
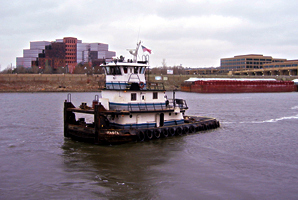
[{"xmin": 64, "ymin": 42, "xmax": 220, "ymax": 144}]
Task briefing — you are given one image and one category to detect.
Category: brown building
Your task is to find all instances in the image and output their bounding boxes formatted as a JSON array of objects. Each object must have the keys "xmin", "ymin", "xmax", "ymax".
[
  {"xmin": 17, "ymin": 37, "xmax": 115, "ymax": 73},
  {"xmin": 38, "ymin": 42, "xmax": 66, "ymax": 70},
  {"xmin": 63, "ymin": 37, "xmax": 77, "ymax": 65},
  {"xmin": 220, "ymin": 54, "xmax": 286, "ymax": 70},
  {"xmin": 263, "ymin": 59, "xmax": 298, "ymax": 68}
]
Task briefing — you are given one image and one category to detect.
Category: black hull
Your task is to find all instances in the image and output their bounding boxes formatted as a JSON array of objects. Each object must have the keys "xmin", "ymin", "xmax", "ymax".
[{"xmin": 64, "ymin": 115, "xmax": 220, "ymax": 145}]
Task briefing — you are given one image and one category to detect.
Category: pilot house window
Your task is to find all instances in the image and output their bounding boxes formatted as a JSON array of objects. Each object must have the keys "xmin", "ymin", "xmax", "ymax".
[
  {"xmin": 153, "ymin": 92, "xmax": 158, "ymax": 99},
  {"xmin": 104, "ymin": 66, "xmax": 121, "ymax": 75},
  {"xmin": 123, "ymin": 67, "xmax": 128, "ymax": 74},
  {"xmin": 131, "ymin": 93, "xmax": 137, "ymax": 101},
  {"xmin": 134, "ymin": 67, "xmax": 138, "ymax": 74}
]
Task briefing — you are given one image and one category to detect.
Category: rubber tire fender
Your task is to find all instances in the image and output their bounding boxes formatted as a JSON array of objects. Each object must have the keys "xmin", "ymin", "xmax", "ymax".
[
  {"xmin": 145, "ymin": 130, "xmax": 153, "ymax": 140},
  {"xmin": 175, "ymin": 127, "xmax": 182, "ymax": 136},
  {"xmin": 189, "ymin": 125, "xmax": 195, "ymax": 133},
  {"xmin": 161, "ymin": 128, "xmax": 169, "ymax": 137},
  {"xmin": 137, "ymin": 131, "xmax": 145, "ymax": 141}
]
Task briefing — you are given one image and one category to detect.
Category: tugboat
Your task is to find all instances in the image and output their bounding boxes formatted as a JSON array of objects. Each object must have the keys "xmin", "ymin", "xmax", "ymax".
[{"xmin": 64, "ymin": 42, "xmax": 220, "ymax": 145}]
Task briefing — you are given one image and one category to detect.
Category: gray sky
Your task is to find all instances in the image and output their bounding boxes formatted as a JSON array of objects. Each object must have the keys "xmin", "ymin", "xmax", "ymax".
[{"xmin": 1, "ymin": 0, "xmax": 298, "ymax": 69}]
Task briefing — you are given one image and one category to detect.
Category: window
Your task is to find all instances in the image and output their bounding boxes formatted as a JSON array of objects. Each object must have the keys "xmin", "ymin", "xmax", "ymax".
[
  {"xmin": 105, "ymin": 66, "xmax": 121, "ymax": 75},
  {"xmin": 123, "ymin": 66, "xmax": 128, "ymax": 74},
  {"xmin": 131, "ymin": 93, "xmax": 137, "ymax": 101},
  {"xmin": 104, "ymin": 67, "xmax": 111, "ymax": 74},
  {"xmin": 114, "ymin": 67, "xmax": 121, "ymax": 75},
  {"xmin": 140, "ymin": 67, "xmax": 146, "ymax": 74},
  {"xmin": 153, "ymin": 92, "xmax": 158, "ymax": 99},
  {"xmin": 134, "ymin": 67, "xmax": 138, "ymax": 74}
]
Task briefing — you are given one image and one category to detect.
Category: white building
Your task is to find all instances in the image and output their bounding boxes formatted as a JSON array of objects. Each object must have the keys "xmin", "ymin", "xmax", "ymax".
[
  {"xmin": 16, "ymin": 41, "xmax": 50, "ymax": 68},
  {"xmin": 77, "ymin": 42, "xmax": 115, "ymax": 64},
  {"xmin": 16, "ymin": 38, "xmax": 116, "ymax": 68}
]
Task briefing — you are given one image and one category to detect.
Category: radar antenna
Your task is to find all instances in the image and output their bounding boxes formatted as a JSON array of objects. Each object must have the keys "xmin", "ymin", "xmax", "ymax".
[{"xmin": 127, "ymin": 41, "xmax": 141, "ymax": 62}]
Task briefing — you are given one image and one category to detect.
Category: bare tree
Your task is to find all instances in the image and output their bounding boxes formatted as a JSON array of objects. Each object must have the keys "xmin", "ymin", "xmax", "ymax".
[
  {"xmin": 162, "ymin": 59, "xmax": 167, "ymax": 67},
  {"xmin": 32, "ymin": 66, "xmax": 40, "ymax": 74},
  {"xmin": 1, "ymin": 65, "xmax": 13, "ymax": 74},
  {"xmin": 44, "ymin": 65, "xmax": 53, "ymax": 74}
]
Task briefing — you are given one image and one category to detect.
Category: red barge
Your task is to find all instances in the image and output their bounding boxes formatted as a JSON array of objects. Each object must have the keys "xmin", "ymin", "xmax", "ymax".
[{"xmin": 181, "ymin": 78, "xmax": 297, "ymax": 93}]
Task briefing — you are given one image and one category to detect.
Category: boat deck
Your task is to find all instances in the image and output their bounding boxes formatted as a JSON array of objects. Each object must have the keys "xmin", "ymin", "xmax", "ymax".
[{"xmin": 64, "ymin": 101, "xmax": 220, "ymax": 145}]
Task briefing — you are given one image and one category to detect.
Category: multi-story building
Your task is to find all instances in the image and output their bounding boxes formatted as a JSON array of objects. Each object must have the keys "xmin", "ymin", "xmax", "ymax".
[
  {"xmin": 77, "ymin": 42, "xmax": 115, "ymax": 64},
  {"xmin": 220, "ymin": 54, "xmax": 286, "ymax": 70},
  {"xmin": 63, "ymin": 37, "xmax": 78, "ymax": 65},
  {"xmin": 16, "ymin": 37, "xmax": 116, "ymax": 72},
  {"xmin": 263, "ymin": 59, "xmax": 298, "ymax": 68},
  {"xmin": 16, "ymin": 41, "xmax": 51, "ymax": 68},
  {"xmin": 38, "ymin": 42, "xmax": 66, "ymax": 70}
]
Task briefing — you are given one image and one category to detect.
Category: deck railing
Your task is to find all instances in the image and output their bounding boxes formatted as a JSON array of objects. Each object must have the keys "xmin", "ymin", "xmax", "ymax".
[
  {"xmin": 125, "ymin": 98, "xmax": 188, "ymax": 112},
  {"xmin": 105, "ymin": 81, "xmax": 165, "ymax": 90}
]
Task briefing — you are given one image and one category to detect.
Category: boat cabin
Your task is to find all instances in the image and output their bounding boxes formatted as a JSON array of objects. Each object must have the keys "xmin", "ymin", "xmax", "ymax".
[{"xmin": 103, "ymin": 61, "xmax": 148, "ymax": 90}]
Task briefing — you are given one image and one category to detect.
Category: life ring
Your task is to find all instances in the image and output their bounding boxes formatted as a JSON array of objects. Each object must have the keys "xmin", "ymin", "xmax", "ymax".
[{"xmin": 139, "ymin": 82, "xmax": 145, "ymax": 89}]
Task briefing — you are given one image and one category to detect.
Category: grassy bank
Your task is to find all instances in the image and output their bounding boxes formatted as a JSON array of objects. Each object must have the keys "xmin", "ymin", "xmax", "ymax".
[
  {"xmin": 1, "ymin": 74, "xmax": 296, "ymax": 92},
  {"xmin": 0, "ymin": 74, "xmax": 105, "ymax": 92}
]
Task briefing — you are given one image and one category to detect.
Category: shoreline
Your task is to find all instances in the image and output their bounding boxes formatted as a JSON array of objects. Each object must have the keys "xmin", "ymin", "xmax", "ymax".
[{"xmin": 1, "ymin": 74, "xmax": 297, "ymax": 93}]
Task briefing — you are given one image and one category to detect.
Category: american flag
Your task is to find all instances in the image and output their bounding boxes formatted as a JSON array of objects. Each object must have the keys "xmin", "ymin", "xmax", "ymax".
[{"xmin": 141, "ymin": 45, "xmax": 152, "ymax": 54}]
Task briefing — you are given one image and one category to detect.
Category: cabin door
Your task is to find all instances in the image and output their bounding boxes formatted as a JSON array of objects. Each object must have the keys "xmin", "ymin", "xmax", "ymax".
[
  {"xmin": 156, "ymin": 113, "xmax": 164, "ymax": 127},
  {"xmin": 160, "ymin": 113, "xmax": 164, "ymax": 127}
]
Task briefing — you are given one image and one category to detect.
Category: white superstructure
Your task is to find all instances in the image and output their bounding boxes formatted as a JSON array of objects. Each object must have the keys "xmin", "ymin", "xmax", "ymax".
[{"xmin": 98, "ymin": 42, "xmax": 187, "ymax": 129}]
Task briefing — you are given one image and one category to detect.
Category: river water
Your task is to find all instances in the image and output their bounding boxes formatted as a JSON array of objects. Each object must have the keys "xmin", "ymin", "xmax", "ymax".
[{"xmin": 0, "ymin": 92, "xmax": 298, "ymax": 199}]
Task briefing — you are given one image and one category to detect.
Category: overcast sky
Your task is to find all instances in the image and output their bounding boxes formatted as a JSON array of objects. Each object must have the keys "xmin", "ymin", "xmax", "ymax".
[{"xmin": 1, "ymin": 0, "xmax": 298, "ymax": 69}]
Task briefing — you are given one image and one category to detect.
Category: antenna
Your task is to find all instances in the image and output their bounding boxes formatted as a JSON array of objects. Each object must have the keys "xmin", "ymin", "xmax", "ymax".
[
  {"xmin": 137, "ymin": 26, "xmax": 141, "ymax": 42},
  {"xmin": 127, "ymin": 41, "xmax": 141, "ymax": 62}
]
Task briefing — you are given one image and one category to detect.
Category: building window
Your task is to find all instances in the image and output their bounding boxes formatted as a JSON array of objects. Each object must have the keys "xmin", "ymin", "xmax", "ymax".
[
  {"xmin": 153, "ymin": 92, "xmax": 158, "ymax": 99},
  {"xmin": 131, "ymin": 93, "xmax": 137, "ymax": 101}
]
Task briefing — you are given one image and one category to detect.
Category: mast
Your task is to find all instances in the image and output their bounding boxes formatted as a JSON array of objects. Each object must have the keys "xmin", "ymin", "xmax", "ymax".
[{"xmin": 128, "ymin": 41, "xmax": 141, "ymax": 63}]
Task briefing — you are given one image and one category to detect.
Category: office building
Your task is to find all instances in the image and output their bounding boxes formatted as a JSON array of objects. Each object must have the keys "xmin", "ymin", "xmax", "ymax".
[
  {"xmin": 16, "ymin": 37, "xmax": 116, "ymax": 71},
  {"xmin": 220, "ymin": 54, "xmax": 286, "ymax": 70}
]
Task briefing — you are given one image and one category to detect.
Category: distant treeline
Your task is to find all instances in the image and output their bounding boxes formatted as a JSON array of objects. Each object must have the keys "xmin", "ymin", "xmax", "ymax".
[{"xmin": 1, "ymin": 63, "xmax": 188, "ymax": 75}]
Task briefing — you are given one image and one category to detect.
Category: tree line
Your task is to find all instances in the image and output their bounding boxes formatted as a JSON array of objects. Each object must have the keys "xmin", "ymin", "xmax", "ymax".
[{"xmin": 0, "ymin": 60, "xmax": 188, "ymax": 75}]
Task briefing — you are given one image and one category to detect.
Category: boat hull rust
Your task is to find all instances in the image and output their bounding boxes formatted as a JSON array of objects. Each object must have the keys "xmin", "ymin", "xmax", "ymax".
[{"xmin": 64, "ymin": 101, "xmax": 220, "ymax": 145}]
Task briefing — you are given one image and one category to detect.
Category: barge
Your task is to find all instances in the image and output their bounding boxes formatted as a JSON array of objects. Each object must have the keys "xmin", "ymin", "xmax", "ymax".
[
  {"xmin": 64, "ymin": 42, "xmax": 220, "ymax": 145},
  {"xmin": 181, "ymin": 78, "xmax": 297, "ymax": 93}
]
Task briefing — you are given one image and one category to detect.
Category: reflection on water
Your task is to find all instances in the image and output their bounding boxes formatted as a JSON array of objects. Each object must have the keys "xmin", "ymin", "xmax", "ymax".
[{"xmin": 61, "ymin": 137, "xmax": 186, "ymax": 199}]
